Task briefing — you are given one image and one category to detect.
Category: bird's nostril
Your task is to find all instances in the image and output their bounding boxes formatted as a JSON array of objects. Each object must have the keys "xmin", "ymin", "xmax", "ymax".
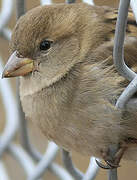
[
  {"xmin": 16, "ymin": 51, "xmax": 24, "ymax": 58},
  {"xmin": 38, "ymin": 62, "xmax": 41, "ymax": 66}
]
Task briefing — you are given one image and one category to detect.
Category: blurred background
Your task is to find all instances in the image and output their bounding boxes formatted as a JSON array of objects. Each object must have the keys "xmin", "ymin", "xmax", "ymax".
[{"xmin": 0, "ymin": 0, "xmax": 137, "ymax": 179}]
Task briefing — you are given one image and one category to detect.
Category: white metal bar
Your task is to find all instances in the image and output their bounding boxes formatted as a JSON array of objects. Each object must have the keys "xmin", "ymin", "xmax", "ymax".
[
  {"xmin": 0, "ymin": 161, "xmax": 10, "ymax": 180},
  {"xmin": 0, "ymin": 0, "xmax": 13, "ymax": 31},
  {"xmin": 40, "ymin": 0, "xmax": 52, "ymax": 5},
  {"xmin": 113, "ymin": 0, "xmax": 136, "ymax": 81},
  {"xmin": 82, "ymin": 157, "xmax": 100, "ymax": 180},
  {"xmin": 62, "ymin": 149, "xmax": 84, "ymax": 180},
  {"xmin": 65, "ymin": 0, "xmax": 76, "ymax": 3},
  {"xmin": 16, "ymin": 0, "xmax": 26, "ymax": 19},
  {"xmin": 8, "ymin": 144, "xmax": 36, "ymax": 178},
  {"xmin": 83, "ymin": 0, "xmax": 94, "ymax": 5},
  {"xmin": 50, "ymin": 163, "xmax": 74, "ymax": 180},
  {"xmin": 130, "ymin": 0, "xmax": 137, "ymax": 22},
  {"xmin": 116, "ymin": 75, "xmax": 137, "ymax": 108},
  {"xmin": 0, "ymin": 28, "xmax": 12, "ymax": 41},
  {"xmin": 28, "ymin": 142, "xmax": 59, "ymax": 180}
]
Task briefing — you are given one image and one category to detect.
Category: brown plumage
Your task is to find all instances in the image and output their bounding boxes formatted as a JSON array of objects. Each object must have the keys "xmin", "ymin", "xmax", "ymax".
[{"xmin": 2, "ymin": 3, "xmax": 137, "ymax": 167}]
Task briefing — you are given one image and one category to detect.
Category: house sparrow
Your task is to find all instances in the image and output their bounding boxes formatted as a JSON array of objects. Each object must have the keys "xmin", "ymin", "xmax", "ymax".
[{"xmin": 2, "ymin": 3, "xmax": 137, "ymax": 168}]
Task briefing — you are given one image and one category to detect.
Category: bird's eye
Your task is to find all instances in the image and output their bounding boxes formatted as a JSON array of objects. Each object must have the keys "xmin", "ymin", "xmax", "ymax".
[{"xmin": 40, "ymin": 40, "xmax": 53, "ymax": 51}]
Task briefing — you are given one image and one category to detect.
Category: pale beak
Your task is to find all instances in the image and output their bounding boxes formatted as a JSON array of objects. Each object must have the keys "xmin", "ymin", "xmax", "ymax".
[{"xmin": 2, "ymin": 51, "xmax": 34, "ymax": 78}]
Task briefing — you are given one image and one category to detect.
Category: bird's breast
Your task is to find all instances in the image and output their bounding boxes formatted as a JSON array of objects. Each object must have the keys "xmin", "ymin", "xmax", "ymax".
[{"xmin": 19, "ymin": 81, "xmax": 122, "ymax": 157}]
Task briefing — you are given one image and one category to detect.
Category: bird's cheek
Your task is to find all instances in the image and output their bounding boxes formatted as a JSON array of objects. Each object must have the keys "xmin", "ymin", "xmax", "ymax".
[{"xmin": 2, "ymin": 51, "xmax": 34, "ymax": 78}]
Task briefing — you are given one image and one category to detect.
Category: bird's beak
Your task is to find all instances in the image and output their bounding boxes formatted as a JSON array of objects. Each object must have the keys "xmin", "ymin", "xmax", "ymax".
[{"xmin": 2, "ymin": 51, "xmax": 34, "ymax": 78}]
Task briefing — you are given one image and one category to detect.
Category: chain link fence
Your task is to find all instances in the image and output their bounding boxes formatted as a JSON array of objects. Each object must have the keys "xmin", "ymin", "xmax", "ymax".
[{"xmin": 0, "ymin": 0, "xmax": 137, "ymax": 180}]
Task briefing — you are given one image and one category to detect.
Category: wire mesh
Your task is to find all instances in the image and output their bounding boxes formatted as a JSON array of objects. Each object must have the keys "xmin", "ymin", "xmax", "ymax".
[{"xmin": 0, "ymin": 0, "xmax": 137, "ymax": 180}]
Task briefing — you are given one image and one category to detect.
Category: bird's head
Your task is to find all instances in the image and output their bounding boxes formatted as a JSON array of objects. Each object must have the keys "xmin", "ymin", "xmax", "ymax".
[{"xmin": 2, "ymin": 3, "xmax": 111, "ymax": 89}]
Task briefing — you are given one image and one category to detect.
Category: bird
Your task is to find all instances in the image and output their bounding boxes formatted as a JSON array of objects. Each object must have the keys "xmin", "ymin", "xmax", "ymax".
[{"xmin": 2, "ymin": 3, "xmax": 137, "ymax": 169}]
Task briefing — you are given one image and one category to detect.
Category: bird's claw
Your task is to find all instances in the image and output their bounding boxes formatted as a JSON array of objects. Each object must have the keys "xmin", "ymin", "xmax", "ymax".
[
  {"xmin": 95, "ymin": 159, "xmax": 120, "ymax": 169},
  {"xmin": 106, "ymin": 160, "xmax": 120, "ymax": 168},
  {"xmin": 95, "ymin": 159, "xmax": 111, "ymax": 169}
]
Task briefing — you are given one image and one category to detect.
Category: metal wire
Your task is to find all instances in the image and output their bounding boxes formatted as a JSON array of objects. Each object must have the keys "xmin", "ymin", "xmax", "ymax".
[
  {"xmin": 28, "ymin": 142, "xmax": 59, "ymax": 180},
  {"xmin": 62, "ymin": 150, "xmax": 100, "ymax": 180},
  {"xmin": 16, "ymin": 0, "xmax": 26, "ymax": 19},
  {"xmin": 108, "ymin": 169, "xmax": 118, "ymax": 180},
  {"xmin": 82, "ymin": 157, "xmax": 100, "ymax": 180},
  {"xmin": 0, "ymin": 0, "xmax": 13, "ymax": 31},
  {"xmin": 49, "ymin": 163, "xmax": 74, "ymax": 180},
  {"xmin": 130, "ymin": 0, "xmax": 137, "ymax": 22},
  {"xmin": 107, "ymin": 145, "xmax": 119, "ymax": 180},
  {"xmin": 0, "ymin": 28, "xmax": 11, "ymax": 41},
  {"xmin": 40, "ymin": 0, "xmax": 52, "ymax": 5},
  {"xmin": 65, "ymin": 0, "xmax": 76, "ymax": 4},
  {"xmin": 83, "ymin": 0, "xmax": 94, "ymax": 5},
  {"xmin": 116, "ymin": 76, "xmax": 137, "ymax": 108},
  {"xmin": 8, "ymin": 144, "xmax": 36, "ymax": 177},
  {"xmin": 62, "ymin": 149, "xmax": 84, "ymax": 180},
  {"xmin": 114, "ymin": 0, "xmax": 137, "ymax": 109},
  {"xmin": 113, "ymin": 0, "xmax": 136, "ymax": 81},
  {"xmin": 0, "ymin": 161, "xmax": 9, "ymax": 180}
]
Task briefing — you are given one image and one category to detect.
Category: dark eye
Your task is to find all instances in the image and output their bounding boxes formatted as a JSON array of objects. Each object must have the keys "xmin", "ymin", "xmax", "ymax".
[{"xmin": 40, "ymin": 40, "xmax": 53, "ymax": 51}]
